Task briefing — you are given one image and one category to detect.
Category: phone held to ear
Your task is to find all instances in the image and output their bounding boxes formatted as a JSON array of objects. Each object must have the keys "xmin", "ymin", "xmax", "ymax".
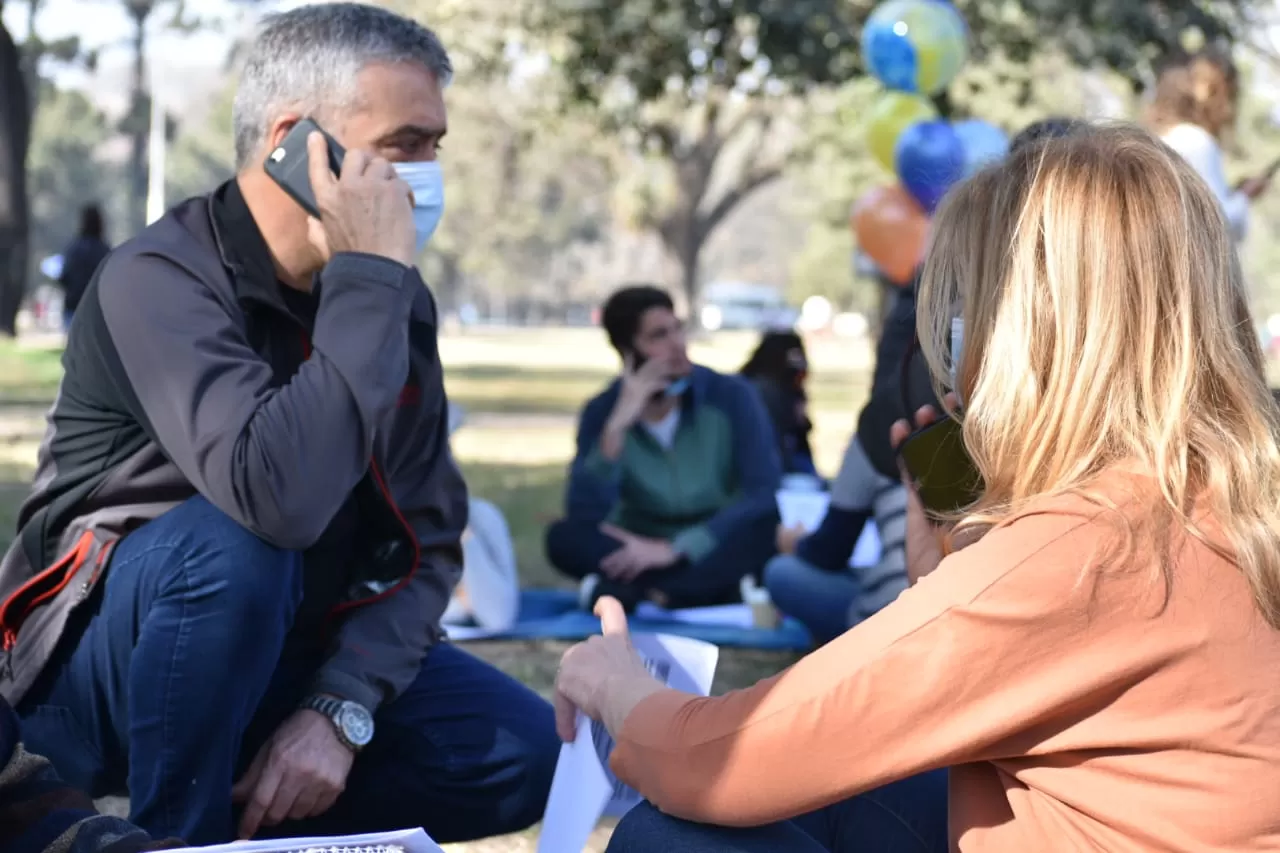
[
  {"xmin": 631, "ymin": 351, "xmax": 688, "ymax": 399},
  {"xmin": 896, "ymin": 416, "xmax": 984, "ymax": 516},
  {"xmin": 263, "ymin": 117, "xmax": 346, "ymax": 219}
]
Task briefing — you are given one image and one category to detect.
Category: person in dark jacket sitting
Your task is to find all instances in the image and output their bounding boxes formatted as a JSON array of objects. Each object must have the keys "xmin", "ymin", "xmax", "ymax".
[
  {"xmin": 740, "ymin": 330, "xmax": 817, "ymax": 477},
  {"xmin": 545, "ymin": 285, "xmax": 783, "ymax": 612}
]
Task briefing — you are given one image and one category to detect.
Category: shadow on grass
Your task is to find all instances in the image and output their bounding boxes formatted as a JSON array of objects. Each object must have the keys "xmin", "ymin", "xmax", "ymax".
[
  {"xmin": 0, "ymin": 462, "xmax": 32, "ymax": 556},
  {"xmin": 446, "ymin": 362, "xmax": 870, "ymax": 422},
  {"xmin": 0, "ymin": 341, "xmax": 64, "ymax": 404},
  {"xmin": 446, "ymin": 364, "xmax": 611, "ymax": 417}
]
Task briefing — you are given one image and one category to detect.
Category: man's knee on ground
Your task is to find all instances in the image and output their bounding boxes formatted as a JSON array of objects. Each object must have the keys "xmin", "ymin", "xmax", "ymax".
[{"xmin": 136, "ymin": 495, "xmax": 303, "ymax": 620}]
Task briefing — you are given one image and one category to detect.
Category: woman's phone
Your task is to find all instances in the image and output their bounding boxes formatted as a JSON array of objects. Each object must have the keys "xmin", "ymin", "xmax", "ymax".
[
  {"xmin": 263, "ymin": 117, "xmax": 346, "ymax": 219},
  {"xmin": 897, "ymin": 417, "xmax": 984, "ymax": 516}
]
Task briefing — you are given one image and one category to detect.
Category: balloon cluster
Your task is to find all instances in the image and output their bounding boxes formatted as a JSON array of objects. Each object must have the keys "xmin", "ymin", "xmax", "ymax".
[{"xmin": 852, "ymin": 0, "xmax": 1009, "ymax": 285}]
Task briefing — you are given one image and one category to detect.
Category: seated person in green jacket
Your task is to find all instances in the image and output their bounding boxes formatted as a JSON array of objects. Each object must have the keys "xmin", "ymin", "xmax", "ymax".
[{"xmin": 546, "ymin": 285, "xmax": 783, "ymax": 612}]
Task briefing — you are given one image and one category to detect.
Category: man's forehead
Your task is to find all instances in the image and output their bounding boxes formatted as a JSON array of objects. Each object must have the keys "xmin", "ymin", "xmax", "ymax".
[
  {"xmin": 349, "ymin": 62, "xmax": 448, "ymax": 133},
  {"xmin": 640, "ymin": 307, "xmax": 678, "ymax": 334}
]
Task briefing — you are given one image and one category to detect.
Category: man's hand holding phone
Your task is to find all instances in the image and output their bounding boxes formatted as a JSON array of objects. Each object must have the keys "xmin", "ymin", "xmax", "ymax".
[
  {"xmin": 305, "ymin": 131, "xmax": 418, "ymax": 267},
  {"xmin": 600, "ymin": 355, "xmax": 671, "ymax": 461}
]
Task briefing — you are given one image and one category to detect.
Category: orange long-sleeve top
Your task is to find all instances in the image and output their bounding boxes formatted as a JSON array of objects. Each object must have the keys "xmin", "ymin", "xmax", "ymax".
[{"xmin": 610, "ymin": 472, "xmax": 1280, "ymax": 851}]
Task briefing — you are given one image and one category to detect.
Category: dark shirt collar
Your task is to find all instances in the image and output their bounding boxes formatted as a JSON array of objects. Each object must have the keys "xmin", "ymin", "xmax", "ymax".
[{"xmin": 209, "ymin": 178, "xmax": 316, "ymax": 322}]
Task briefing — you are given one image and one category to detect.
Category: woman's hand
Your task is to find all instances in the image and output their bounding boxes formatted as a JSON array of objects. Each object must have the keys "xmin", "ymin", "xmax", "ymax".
[
  {"xmin": 889, "ymin": 397, "xmax": 957, "ymax": 584},
  {"xmin": 554, "ymin": 597, "xmax": 667, "ymax": 742}
]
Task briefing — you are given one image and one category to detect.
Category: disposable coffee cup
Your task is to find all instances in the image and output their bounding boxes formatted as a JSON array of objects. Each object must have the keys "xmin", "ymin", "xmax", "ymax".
[{"xmin": 745, "ymin": 586, "xmax": 780, "ymax": 630}]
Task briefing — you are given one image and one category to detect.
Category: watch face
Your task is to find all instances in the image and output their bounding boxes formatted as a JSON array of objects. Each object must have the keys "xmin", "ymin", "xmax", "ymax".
[{"xmin": 337, "ymin": 702, "xmax": 375, "ymax": 746}]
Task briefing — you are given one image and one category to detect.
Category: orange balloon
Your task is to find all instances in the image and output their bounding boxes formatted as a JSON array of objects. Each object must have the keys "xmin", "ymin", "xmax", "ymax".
[{"xmin": 851, "ymin": 184, "xmax": 929, "ymax": 286}]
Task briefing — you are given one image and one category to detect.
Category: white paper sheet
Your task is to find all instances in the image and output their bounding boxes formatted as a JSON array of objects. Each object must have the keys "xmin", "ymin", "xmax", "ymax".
[
  {"xmin": 633, "ymin": 601, "xmax": 754, "ymax": 628},
  {"xmin": 776, "ymin": 490, "xmax": 830, "ymax": 532},
  {"xmin": 165, "ymin": 827, "xmax": 443, "ymax": 853},
  {"xmin": 850, "ymin": 522, "xmax": 883, "ymax": 568},
  {"xmin": 441, "ymin": 622, "xmax": 507, "ymax": 641},
  {"xmin": 536, "ymin": 633, "xmax": 719, "ymax": 853}
]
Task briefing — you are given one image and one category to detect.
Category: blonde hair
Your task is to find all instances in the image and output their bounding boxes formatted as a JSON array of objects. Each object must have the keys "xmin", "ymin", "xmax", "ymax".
[
  {"xmin": 1145, "ymin": 52, "xmax": 1239, "ymax": 141},
  {"xmin": 918, "ymin": 124, "xmax": 1280, "ymax": 628}
]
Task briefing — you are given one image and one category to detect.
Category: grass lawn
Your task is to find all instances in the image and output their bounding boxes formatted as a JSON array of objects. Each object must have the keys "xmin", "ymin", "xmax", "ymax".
[{"xmin": 0, "ymin": 329, "xmax": 874, "ymax": 851}]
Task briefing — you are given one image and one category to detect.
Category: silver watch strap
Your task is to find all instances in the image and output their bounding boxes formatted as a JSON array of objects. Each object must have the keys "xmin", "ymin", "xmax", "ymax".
[
  {"xmin": 303, "ymin": 694, "xmax": 345, "ymax": 719},
  {"xmin": 302, "ymin": 694, "xmax": 359, "ymax": 750}
]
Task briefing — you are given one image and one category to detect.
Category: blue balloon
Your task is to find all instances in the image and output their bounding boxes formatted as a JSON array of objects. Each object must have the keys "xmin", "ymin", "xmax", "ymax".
[
  {"xmin": 861, "ymin": 0, "xmax": 969, "ymax": 94},
  {"xmin": 953, "ymin": 119, "xmax": 1009, "ymax": 176},
  {"xmin": 863, "ymin": 14, "xmax": 918, "ymax": 92},
  {"xmin": 895, "ymin": 120, "xmax": 966, "ymax": 213}
]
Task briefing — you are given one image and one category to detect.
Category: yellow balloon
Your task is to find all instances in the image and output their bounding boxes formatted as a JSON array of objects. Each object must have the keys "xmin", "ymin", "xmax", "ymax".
[
  {"xmin": 904, "ymin": 2, "xmax": 969, "ymax": 95},
  {"xmin": 866, "ymin": 92, "xmax": 938, "ymax": 171}
]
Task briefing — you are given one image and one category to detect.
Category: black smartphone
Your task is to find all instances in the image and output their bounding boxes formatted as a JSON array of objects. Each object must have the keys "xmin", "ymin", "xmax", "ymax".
[
  {"xmin": 263, "ymin": 117, "xmax": 346, "ymax": 219},
  {"xmin": 897, "ymin": 416, "xmax": 984, "ymax": 516}
]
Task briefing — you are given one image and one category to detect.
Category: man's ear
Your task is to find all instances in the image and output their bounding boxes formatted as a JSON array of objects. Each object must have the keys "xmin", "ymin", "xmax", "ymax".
[{"xmin": 265, "ymin": 114, "xmax": 304, "ymax": 153}]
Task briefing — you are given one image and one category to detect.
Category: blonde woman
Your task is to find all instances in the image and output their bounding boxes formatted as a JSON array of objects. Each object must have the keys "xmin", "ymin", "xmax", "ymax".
[
  {"xmin": 1146, "ymin": 50, "xmax": 1270, "ymax": 241},
  {"xmin": 555, "ymin": 125, "xmax": 1280, "ymax": 853}
]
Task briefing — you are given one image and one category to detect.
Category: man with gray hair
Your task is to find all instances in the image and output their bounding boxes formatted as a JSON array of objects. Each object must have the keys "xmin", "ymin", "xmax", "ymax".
[{"xmin": 0, "ymin": 3, "xmax": 556, "ymax": 845}]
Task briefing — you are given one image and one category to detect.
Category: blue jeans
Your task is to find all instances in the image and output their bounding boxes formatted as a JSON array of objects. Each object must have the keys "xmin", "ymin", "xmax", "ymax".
[
  {"xmin": 763, "ymin": 554, "xmax": 859, "ymax": 645},
  {"xmin": 16, "ymin": 496, "xmax": 558, "ymax": 845},
  {"xmin": 606, "ymin": 770, "xmax": 948, "ymax": 853}
]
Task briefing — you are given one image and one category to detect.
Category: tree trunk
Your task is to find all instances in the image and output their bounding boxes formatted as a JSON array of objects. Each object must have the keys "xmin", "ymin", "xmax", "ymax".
[
  {"xmin": 126, "ymin": 11, "xmax": 149, "ymax": 237},
  {"xmin": 0, "ymin": 18, "xmax": 31, "ymax": 336},
  {"xmin": 436, "ymin": 252, "xmax": 463, "ymax": 313},
  {"xmin": 677, "ymin": 242, "xmax": 700, "ymax": 315},
  {"xmin": 21, "ymin": 0, "xmax": 41, "ymax": 113}
]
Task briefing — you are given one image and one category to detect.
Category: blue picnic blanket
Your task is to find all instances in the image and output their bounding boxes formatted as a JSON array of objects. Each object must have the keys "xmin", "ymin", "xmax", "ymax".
[{"xmin": 449, "ymin": 587, "xmax": 814, "ymax": 650}]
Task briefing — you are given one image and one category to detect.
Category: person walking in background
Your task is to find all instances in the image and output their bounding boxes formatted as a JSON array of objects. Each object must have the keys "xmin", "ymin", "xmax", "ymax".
[
  {"xmin": 545, "ymin": 285, "xmax": 782, "ymax": 612},
  {"xmin": 1147, "ymin": 49, "xmax": 1271, "ymax": 243},
  {"xmin": 740, "ymin": 330, "xmax": 817, "ymax": 478},
  {"xmin": 57, "ymin": 204, "xmax": 110, "ymax": 330}
]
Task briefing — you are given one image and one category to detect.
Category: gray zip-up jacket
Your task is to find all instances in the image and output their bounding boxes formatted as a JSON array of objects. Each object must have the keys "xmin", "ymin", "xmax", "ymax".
[{"xmin": 0, "ymin": 180, "xmax": 468, "ymax": 711}]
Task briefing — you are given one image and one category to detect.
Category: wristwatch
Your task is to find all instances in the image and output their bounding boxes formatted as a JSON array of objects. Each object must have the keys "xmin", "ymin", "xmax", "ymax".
[{"xmin": 302, "ymin": 695, "xmax": 375, "ymax": 752}]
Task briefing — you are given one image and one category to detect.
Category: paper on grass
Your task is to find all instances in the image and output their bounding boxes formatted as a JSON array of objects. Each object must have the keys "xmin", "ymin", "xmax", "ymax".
[
  {"xmin": 633, "ymin": 601, "xmax": 754, "ymax": 628},
  {"xmin": 165, "ymin": 827, "xmax": 443, "ymax": 853},
  {"xmin": 442, "ymin": 622, "xmax": 507, "ymax": 641},
  {"xmin": 776, "ymin": 490, "xmax": 830, "ymax": 532},
  {"xmin": 536, "ymin": 633, "xmax": 719, "ymax": 853}
]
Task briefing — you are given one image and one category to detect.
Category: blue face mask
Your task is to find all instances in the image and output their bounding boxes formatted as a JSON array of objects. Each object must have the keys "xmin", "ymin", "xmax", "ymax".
[{"xmin": 392, "ymin": 160, "xmax": 445, "ymax": 255}]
